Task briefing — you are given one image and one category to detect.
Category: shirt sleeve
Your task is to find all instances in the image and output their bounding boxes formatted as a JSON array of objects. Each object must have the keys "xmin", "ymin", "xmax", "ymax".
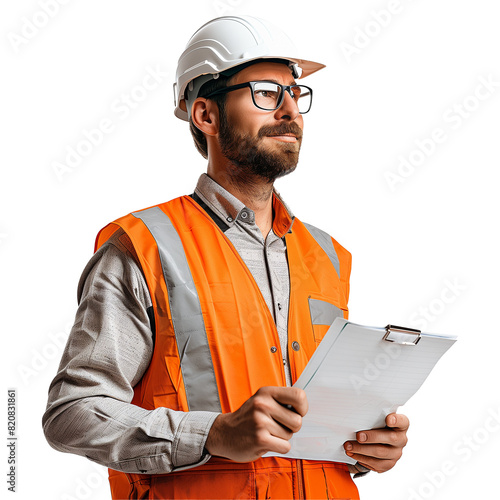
[
  {"xmin": 348, "ymin": 463, "xmax": 371, "ymax": 477},
  {"xmin": 42, "ymin": 230, "xmax": 219, "ymax": 474}
]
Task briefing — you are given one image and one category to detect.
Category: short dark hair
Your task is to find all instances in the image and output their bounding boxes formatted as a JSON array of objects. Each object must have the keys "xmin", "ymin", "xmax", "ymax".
[{"xmin": 188, "ymin": 74, "xmax": 232, "ymax": 159}]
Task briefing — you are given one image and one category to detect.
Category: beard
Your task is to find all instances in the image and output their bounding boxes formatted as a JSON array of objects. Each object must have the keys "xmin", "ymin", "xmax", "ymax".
[{"xmin": 218, "ymin": 111, "xmax": 303, "ymax": 184}]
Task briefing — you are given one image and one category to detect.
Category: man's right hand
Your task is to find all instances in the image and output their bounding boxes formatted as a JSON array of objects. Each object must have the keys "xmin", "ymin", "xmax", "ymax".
[{"xmin": 204, "ymin": 386, "xmax": 308, "ymax": 462}]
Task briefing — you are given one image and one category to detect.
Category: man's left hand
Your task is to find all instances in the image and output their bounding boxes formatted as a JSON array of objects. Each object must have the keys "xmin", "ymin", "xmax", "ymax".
[{"xmin": 343, "ymin": 413, "xmax": 409, "ymax": 473}]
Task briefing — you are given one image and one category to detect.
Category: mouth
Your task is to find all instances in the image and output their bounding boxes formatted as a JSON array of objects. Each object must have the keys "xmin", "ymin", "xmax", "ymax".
[{"xmin": 266, "ymin": 133, "xmax": 300, "ymax": 143}]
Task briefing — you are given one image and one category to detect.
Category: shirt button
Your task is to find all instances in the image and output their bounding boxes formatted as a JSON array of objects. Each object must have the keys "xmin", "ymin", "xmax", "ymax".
[
  {"xmin": 226, "ymin": 216, "xmax": 233, "ymax": 223},
  {"xmin": 270, "ymin": 346, "xmax": 277, "ymax": 353},
  {"xmin": 292, "ymin": 341, "xmax": 300, "ymax": 351},
  {"xmin": 241, "ymin": 211, "xmax": 248, "ymax": 219}
]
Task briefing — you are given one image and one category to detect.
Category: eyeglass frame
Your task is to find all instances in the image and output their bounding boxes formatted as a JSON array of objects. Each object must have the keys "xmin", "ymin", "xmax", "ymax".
[{"xmin": 202, "ymin": 80, "xmax": 314, "ymax": 114}]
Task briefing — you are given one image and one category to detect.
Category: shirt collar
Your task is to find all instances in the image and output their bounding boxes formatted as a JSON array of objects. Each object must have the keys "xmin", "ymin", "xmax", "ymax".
[{"xmin": 194, "ymin": 173, "xmax": 294, "ymax": 236}]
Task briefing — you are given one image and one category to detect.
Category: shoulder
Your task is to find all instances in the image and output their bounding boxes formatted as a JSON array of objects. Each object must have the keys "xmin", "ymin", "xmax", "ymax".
[
  {"xmin": 299, "ymin": 219, "xmax": 351, "ymax": 264},
  {"xmin": 78, "ymin": 228, "xmax": 150, "ymax": 306}
]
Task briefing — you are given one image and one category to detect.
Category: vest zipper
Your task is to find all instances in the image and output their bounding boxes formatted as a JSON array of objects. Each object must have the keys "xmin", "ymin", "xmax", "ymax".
[{"xmin": 297, "ymin": 459, "xmax": 305, "ymax": 499}]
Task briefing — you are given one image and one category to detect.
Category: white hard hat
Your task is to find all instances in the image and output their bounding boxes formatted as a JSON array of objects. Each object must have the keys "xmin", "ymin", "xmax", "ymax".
[{"xmin": 173, "ymin": 15, "xmax": 326, "ymax": 121}]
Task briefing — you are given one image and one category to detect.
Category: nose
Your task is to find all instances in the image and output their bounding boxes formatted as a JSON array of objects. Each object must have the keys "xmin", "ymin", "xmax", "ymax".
[{"xmin": 274, "ymin": 90, "xmax": 300, "ymax": 121}]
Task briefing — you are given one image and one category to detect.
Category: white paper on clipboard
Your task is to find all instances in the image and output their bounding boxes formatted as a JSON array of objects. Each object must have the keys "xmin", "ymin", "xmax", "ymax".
[{"xmin": 265, "ymin": 318, "xmax": 456, "ymax": 464}]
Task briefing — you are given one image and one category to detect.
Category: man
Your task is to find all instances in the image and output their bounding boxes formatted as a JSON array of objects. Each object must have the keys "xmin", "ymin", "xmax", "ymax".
[{"xmin": 43, "ymin": 15, "xmax": 409, "ymax": 499}]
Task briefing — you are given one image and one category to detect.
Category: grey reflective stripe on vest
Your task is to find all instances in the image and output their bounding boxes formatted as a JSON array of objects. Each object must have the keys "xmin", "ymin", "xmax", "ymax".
[
  {"xmin": 132, "ymin": 207, "xmax": 222, "ymax": 413},
  {"xmin": 308, "ymin": 297, "xmax": 343, "ymax": 326},
  {"xmin": 302, "ymin": 222, "xmax": 340, "ymax": 277}
]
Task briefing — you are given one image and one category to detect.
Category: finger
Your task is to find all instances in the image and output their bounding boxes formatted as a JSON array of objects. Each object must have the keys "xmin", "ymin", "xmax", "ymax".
[
  {"xmin": 344, "ymin": 442, "xmax": 402, "ymax": 462},
  {"xmin": 386, "ymin": 413, "xmax": 410, "ymax": 430},
  {"xmin": 270, "ymin": 387, "xmax": 308, "ymax": 416},
  {"xmin": 262, "ymin": 434, "xmax": 292, "ymax": 456},
  {"xmin": 269, "ymin": 402, "xmax": 303, "ymax": 433},
  {"xmin": 267, "ymin": 417, "xmax": 295, "ymax": 441},
  {"xmin": 356, "ymin": 414, "xmax": 410, "ymax": 438},
  {"xmin": 353, "ymin": 428, "xmax": 408, "ymax": 448}
]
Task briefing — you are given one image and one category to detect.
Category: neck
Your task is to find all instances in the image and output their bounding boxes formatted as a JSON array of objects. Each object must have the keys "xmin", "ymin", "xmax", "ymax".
[{"xmin": 207, "ymin": 161, "xmax": 274, "ymax": 238}]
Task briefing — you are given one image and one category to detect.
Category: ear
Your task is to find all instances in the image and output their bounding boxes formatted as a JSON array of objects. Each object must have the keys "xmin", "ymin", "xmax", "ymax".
[{"xmin": 191, "ymin": 98, "xmax": 219, "ymax": 136}]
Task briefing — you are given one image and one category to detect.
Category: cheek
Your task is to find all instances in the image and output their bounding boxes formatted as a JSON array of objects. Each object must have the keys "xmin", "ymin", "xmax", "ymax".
[
  {"xmin": 231, "ymin": 106, "xmax": 254, "ymax": 124},
  {"xmin": 226, "ymin": 92, "xmax": 254, "ymax": 121},
  {"xmin": 226, "ymin": 93, "xmax": 267, "ymax": 133},
  {"xmin": 228, "ymin": 111, "xmax": 267, "ymax": 138}
]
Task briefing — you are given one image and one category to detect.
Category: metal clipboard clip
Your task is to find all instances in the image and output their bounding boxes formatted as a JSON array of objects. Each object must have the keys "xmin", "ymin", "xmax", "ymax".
[{"xmin": 383, "ymin": 325, "xmax": 421, "ymax": 345}]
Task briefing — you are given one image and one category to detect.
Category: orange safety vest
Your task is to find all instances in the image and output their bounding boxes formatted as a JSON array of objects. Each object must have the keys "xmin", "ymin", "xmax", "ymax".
[{"xmin": 95, "ymin": 194, "xmax": 360, "ymax": 500}]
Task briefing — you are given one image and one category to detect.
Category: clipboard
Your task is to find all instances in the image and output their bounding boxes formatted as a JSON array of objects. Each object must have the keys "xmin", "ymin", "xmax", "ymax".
[{"xmin": 265, "ymin": 318, "xmax": 456, "ymax": 464}]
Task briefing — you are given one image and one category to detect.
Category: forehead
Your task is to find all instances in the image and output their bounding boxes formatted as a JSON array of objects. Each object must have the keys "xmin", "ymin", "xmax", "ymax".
[{"xmin": 231, "ymin": 62, "xmax": 296, "ymax": 85}]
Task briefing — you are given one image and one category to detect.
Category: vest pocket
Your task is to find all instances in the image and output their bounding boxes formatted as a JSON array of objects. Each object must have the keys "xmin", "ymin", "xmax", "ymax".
[{"xmin": 308, "ymin": 297, "xmax": 346, "ymax": 344}]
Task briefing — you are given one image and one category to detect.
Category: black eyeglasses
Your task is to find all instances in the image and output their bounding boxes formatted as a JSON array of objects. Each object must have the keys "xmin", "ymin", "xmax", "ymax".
[{"xmin": 203, "ymin": 80, "xmax": 313, "ymax": 114}]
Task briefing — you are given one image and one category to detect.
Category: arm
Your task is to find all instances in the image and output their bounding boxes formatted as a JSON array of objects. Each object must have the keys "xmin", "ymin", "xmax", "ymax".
[{"xmin": 42, "ymin": 234, "xmax": 218, "ymax": 473}]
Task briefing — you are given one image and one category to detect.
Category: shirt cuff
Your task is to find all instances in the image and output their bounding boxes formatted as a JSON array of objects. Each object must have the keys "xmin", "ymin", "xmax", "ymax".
[
  {"xmin": 172, "ymin": 411, "xmax": 220, "ymax": 471},
  {"xmin": 348, "ymin": 462, "xmax": 371, "ymax": 478}
]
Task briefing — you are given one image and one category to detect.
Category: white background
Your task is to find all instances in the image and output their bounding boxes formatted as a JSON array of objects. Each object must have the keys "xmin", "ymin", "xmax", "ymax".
[{"xmin": 1, "ymin": 1, "xmax": 499, "ymax": 499}]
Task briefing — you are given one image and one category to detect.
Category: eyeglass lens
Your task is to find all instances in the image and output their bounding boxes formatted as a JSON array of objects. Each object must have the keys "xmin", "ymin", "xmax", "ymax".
[{"xmin": 253, "ymin": 82, "xmax": 311, "ymax": 113}]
